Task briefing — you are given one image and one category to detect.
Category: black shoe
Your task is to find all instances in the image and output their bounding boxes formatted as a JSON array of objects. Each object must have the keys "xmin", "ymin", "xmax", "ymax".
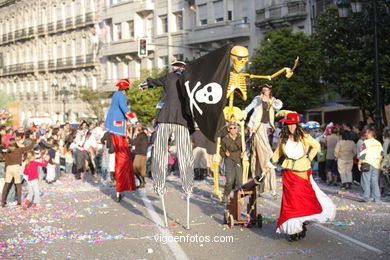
[
  {"xmin": 297, "ymin": 224, "xmax": 307, "ymax": 240},
  {"xmin": 288, "ymin": 234, "xmax": 298, "ymax": 242},
  {"xmin": 115, "ymin": 194, "xmax": 122, "ymax": 202},
  {"xmin": 1, "ymin": 203, "xmax": 6, "ymax": 208}
]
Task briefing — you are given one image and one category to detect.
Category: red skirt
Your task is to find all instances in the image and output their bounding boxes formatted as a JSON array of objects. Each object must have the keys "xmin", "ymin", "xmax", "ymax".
[
  {"xmin": 277, "ymin": 170, "xmax": 322, "ymax": 229},
  {"xmin": 111, "ymin": 134, "xmax": 136, "ymax": 192}
]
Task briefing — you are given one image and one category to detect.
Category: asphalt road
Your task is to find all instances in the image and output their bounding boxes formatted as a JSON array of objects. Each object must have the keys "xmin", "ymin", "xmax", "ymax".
[{"xmin": 1, "ymin": 173, "xmax": 390, "ymax": 260}]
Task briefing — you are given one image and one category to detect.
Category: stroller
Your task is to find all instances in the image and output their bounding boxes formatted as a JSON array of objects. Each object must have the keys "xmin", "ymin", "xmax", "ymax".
[{"xmin": 224, "ymin": 175, "xmax": 263, "ymax": 228}]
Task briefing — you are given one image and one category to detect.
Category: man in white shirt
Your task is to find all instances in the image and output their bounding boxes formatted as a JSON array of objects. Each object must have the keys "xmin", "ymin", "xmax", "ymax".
[{"xmin": 92, "ymin": 121, "xmax": 105, "ymax": 176}]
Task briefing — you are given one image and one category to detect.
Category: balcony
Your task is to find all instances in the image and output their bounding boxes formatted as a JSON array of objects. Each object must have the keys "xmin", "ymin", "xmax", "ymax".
[
  {"xmin": 0, "ymin": 62, "xmax": 35, "ymax": 76},
  {"xmin": 38, "ymin": 24, "xmax": 45, "ymax": 35},
  {"xmin": 100, "ymin": 39, "xmax": 141, "ymax": 56},
  {"xmin": 135, "ymin": 0, "xmax": 154, "ymax": 16},
  {"xmin": 85, "ymin": 12, "xmax": 96, "ymax": 25},
  {"xmin": 57, "ymin": 21, "xmax": 64, "ymax": 32},
  {"xmin": 25, "ymin": 62, "xmax": 34, "ymax": 72},
  {"xmin": 28, "ymin": 27, "xmax": 34, "ymax": 36},
  {"xmin": 185, "ymin": 19, "xmax": 250, "ymax": 45},
  {"xmin": 66, "ymin": 18, "xmax": 74, "ymax": 29},
  {"xmin": 47, "ymin": 23, "xmax": 55, "ymax": 33},
  {"xmin": 75, "ymin": 15, "xmax": 85, "ymax": 27},
  {"xmin": 255, "ymin": 0, "xmax": 307, "ymax": 29},
  {"xmin": 56, "ymin": 57, "xmax": 74, "ymax": 69},
  {"xmin": 85, "ymin": 54, "xmax": 95, "ymax": 66},
  {"xmin": 76, "ymin": 55, "xmax": 85, "ymax": 66},
  {"xmin": 48, "ymin": 59, "xmax": 56, "ymax": 70},
  {"xmin": 0, "ymin": 0, "xmax": 15, "ymax": 7},
  {"xmin": 14, "ymin": 29, "xmax": 23, "ymax": 39},
  {"xmin": 6, "ymin": 32, "xmax": 13, "ymax": 42},
  {"xmin": 38, "ymin": 61, "xmax": 46, "ymax": 71},
  {"xmin": 74, "ymin": 55, "xmax": 97, "ymax": 67}
]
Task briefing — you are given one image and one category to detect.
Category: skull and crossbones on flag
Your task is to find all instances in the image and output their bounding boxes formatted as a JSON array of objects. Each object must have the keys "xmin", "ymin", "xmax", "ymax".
[{"xmin": 180, "ymin": 45, "xmax": 232, "ymax": 142}]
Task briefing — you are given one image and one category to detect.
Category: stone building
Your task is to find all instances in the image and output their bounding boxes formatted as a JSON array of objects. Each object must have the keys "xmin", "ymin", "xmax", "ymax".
[
  {"xmin": 0, "ymin": 0, "xmax": 334, "ymax": 124},
  {"xmin": 0, "ymin": 0, "xmax": 101, "ymax": 124}
]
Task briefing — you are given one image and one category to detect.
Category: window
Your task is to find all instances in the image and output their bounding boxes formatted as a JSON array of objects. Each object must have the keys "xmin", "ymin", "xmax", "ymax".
[
  {"xmin": 112, "ymin": 62, "xmax": 118, "ymax": 80},
  {"xmin": 228, "ymin": 10, "xmax": 233, "ymax": 20},
  {"xmin": 174, "ymin": 12, "xmax": 183, "ymax": 31},
  {"xmin": 127, "ymin": 20, "xmax": 134, "ymax": 38},
  {"xmin": 114, "ymin": 23, "xmax": 122, "ymax": 41},
  {"xmin": 214, "ymin": 1, "xmax": 224, "ymax": 22},
  {"xmin": 159, "ymin": 15, "xmax": 168, "ymax": 33},
  {"xmin": 110, "ymin": 0, "xmax": 121, "ymax": 5},
  {"xmin": 122, "ymin": 62, "xmax": 129, "ymax": 78},
  {"xmin": 159, "ymin": 56, "xmax": 168, "ymax": 69},
  {"xmin": 199, "ymin": 4, "xmax": 207, "ymax": 25},
  {"xmin": 174, "ymin": 54, "xmax": 184, "ymax": 62},
  {"xmin": 146, "ymin": 18, "xmax": 153, "ymax": 37}
]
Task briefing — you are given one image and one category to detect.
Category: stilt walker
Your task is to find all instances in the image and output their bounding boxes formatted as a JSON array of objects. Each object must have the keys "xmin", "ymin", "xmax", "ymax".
[
  {"xmin": 142, "ymin": 61, "xmax": 194, "ymax": 229},
  {"xmin": 213, "ymin": 46, "xmax": 298, "ymax": 200},
  {"xmin": 104, "ymin": 79, "xmax": 138, "ymax": 202}
]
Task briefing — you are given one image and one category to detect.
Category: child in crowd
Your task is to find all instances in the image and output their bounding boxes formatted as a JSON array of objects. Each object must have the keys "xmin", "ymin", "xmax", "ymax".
[
  {"xmin": 1, "ymin": 138, "xmax": 38, "ymax": 207},
  {"xmin": 38, "ymin": 148, "xmax": 47, "ymax": 181},
  {"xmin": 65, "ymin": 149, "xmax": 74, "ymax": 174},
  {"xmin": 46, "ymin": 143, "xmax": 59, "ymax": 184},
  {"xmin": 23, "ymin": 151, "xmax": 49, "ymax": 211}
]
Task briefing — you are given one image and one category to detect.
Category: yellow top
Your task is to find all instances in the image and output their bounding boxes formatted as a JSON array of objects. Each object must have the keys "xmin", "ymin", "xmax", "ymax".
[{"xmin": 271, "ymin": 134, "xmax": 320, "ymax": 172}]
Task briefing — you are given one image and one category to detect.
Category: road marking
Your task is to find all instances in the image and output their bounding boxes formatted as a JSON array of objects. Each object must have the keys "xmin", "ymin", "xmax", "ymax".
[
  {"xmin": 138, "ymin": 190, "xmax": 189, "ymax": 260},
  {"xmin": 262, "ymin": 199, "xmax": 384, "ymax": 255}
]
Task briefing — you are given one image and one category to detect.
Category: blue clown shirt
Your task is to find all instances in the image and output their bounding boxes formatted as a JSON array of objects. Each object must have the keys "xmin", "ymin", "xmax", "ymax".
[{"xmin": 105, "ymin": 90, "xmax": 131, "ymax": 136}]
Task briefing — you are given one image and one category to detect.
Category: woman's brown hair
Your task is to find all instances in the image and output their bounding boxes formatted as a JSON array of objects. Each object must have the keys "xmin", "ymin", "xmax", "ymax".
[{"xmin": 279, "ymin": 123, "xmax": 306, "ymax": 145}]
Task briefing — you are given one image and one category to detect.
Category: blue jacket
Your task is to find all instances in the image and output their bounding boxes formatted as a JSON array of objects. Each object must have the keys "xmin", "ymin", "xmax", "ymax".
[{"xmin": 105, "ymin": 91, "xmax": 131, "ymax": 136}]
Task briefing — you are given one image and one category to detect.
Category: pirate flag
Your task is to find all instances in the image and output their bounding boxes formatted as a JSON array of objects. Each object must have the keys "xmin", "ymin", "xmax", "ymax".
[{"xmin": 180, "ymin": 45, "xmax": 232, "ymax": 142}]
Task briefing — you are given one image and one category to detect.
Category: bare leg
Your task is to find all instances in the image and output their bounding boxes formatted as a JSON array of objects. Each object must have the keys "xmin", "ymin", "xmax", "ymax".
[
  {"xmin": 1, "ymin": 183, "xmax": 9, "ymax": 206},
  {"xmin": 16, "ymin": 184, "xmax": 22, "ymax": 204}
]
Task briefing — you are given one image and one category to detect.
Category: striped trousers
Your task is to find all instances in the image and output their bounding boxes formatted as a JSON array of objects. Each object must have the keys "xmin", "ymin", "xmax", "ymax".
[
  {"xmin": 252, "ymin": 123, "xmax": 276, "ymax": 195},
  {"xmin": 152, "ymin": 123, "xmax": 194, "ymax": 196}
]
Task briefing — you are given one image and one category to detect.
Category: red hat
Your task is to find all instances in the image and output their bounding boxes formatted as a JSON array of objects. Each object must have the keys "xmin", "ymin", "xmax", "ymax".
[
  {"xmin": 116, "ymin": 79, "xmax": 130, "ymax": 89},
  {"xmin": 280, "ymin": 112, "xmax": 300, "ymax": 124}
]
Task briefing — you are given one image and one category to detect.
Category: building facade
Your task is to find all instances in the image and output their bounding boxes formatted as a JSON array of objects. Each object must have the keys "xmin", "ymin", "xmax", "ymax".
[
  {"xmin": 0, "ymin": 0, "xmax": 334, "ymax": 124},
  {"xmin": 0, "ymin": 0, "xmax": 101, "ymax": 124},
  {"xmin": 99, "ymin": 0, "xmax": 187, "ymax": 89}
]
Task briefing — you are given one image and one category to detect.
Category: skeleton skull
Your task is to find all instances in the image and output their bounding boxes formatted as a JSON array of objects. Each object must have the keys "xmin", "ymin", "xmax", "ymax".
[
  {"xmin": 231, "ymin": 46, "xmax": 249, "ymax": 73},
  {"xmin": 195, "ymin": 82, "xmax": 223, "ymax": 104}
]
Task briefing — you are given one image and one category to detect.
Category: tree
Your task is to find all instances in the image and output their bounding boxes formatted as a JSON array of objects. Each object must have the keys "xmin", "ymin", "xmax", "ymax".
[
  {"xmin": 126, "ymin": 68, "xmax": 167, "ymax": 125},
  {"xmin": 246, "ymin": 28, "xmax": 326, "ymax": 113},
  {"xmin": 313, "ymin": 4, "xmax": 390, "ymax": 124},
  {"xmin": 78, "ymin": 87, "xmax": 112, "ymax": 121},
  {"xmin": 0, "ymin": 90, "xmax": 13, "ymax": 110}
]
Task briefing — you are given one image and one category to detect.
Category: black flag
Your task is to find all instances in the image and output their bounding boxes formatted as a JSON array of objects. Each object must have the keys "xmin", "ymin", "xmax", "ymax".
[{"xmin": 180, "ymin": 45, "xmax": 232, "ymax": 142}]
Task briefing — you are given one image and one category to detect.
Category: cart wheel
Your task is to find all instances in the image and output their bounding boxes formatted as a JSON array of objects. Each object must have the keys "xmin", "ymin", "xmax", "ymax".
[
  {"xmin": 228, "ymin": 214, "xmax": 235, "ymax": 228},
  {"xmin": 224, "ymin": 211, "xmax": 229, "ymax": 224},
  {"xmin": 257, "ymin": 214, "xmax": 262, "ymax": 228}
]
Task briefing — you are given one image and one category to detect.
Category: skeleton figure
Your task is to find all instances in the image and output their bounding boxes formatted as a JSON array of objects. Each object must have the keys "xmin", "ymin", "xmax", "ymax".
[{"xmin": 213, "ymin": 46, "xmax": 298, "ymax": 200}]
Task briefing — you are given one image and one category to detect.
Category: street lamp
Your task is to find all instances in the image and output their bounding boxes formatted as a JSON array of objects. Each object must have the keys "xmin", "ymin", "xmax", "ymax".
[
  {"xmin": 336, "ymin": 0, "xmax": 387, "ymax": 132},
  {"xmin": 51, "ymin": 83, "xmax": 77, "ymax": 122}
]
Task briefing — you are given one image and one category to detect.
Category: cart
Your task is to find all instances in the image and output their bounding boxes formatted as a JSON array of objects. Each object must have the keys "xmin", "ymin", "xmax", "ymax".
[{"xmin": 223, "ymin": 176, "xmax": 263, "ymax": 228}]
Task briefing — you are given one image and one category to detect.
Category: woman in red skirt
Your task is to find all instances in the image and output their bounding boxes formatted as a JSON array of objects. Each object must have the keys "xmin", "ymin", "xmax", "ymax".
[{"xmin": 271, "ymin": 112, "xmax": 336, "ymax": 241}]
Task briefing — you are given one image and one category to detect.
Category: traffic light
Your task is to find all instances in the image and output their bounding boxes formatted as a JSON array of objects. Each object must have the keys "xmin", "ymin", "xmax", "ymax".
[{"xmin": 138, "ymin": 38, "xmax": 148, "ymax": 57}]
